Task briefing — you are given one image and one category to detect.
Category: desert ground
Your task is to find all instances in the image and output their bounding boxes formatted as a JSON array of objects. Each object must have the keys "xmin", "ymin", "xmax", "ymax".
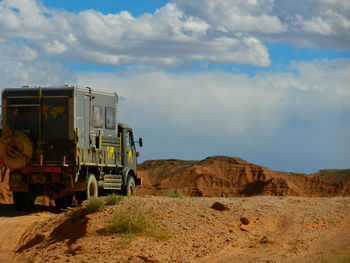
[
  {"xmin": 0, "ymin": 196, "xmax": 349, "ymax": 263},
  {"xmin": 1, "ymin": 156, "xmax": 350, "ymax": 263}
]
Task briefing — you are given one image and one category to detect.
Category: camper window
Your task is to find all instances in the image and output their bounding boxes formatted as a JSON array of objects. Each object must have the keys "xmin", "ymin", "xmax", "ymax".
[
  {"xmin": 93, "ymin": 105, "xmax": 103, "ymax": 128},
  {"xmin": 105, "ymin": 107, "xmax": 115, "ymax": 130}
]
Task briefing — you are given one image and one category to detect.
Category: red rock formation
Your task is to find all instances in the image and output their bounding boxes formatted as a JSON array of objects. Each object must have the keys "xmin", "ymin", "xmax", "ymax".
[{"xmin": 137, "ymin": 156, "xmax": 350, "ymax": 197}]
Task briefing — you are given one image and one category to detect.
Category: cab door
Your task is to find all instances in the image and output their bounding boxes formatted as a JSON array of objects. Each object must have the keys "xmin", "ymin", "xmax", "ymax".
[
  {"xmin": 83, "ymin": 96, "xmax": 90, "ymax": 148},
  {"xmin": 122, "ymin": 129, "xmax": 137, "ymax": 171}
]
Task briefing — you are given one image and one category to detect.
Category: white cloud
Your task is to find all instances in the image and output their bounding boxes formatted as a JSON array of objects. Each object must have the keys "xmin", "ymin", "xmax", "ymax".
[
  {"xmin": 0, "ymin": 0, "xmax": 53, "ymax": 39},
  {"xmin": 77, "ymin": 58, "xmax": 350, "ymax": 133},
  {"xmin": 0, "ymin": 42, "xmax": 75, "ymax": 88},
  {"xmin": 271, "ymin": 0, "xmax": 350, "ymax": 48},
  {"xmin": 76, "ymin": 58, "xmax": 350, "ymax": 172},
  {"xmin": 176, "ymin": 0, "xmax": 350, "ymax": 49},
  {"xmin": 0, "ymin": 0, "xmax": 271, "ymax": 67},
  {"xmin": 44, "ymin": 40, "xmax": 68, "ymax": 54},
  {"xmin": 0, "ymin": 0, "xmax": 348, "ymax": 69},
  {"xmin": 302, "ymin": 16, "xmax": 334, "ymax": 35},
  {"xmin": 15, "ymin": 45, "xmax": 38, "ymax": 61},
  {"xmin": 175, "ymin": 0, "xmax": 285, "ymax": 34},
  {"xmin": 0, "ymin": 60, "xmax": 76, "ymax": 88}
]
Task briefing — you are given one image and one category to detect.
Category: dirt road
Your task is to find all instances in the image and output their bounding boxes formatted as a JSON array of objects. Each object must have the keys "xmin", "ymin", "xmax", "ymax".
[
  {"xmin": 0, "ymin": 205, "xmax": 57, "ymax": 263},
  {"xmin": 5, "ymin": 196, "xmax": 349, "ymax": 263}
]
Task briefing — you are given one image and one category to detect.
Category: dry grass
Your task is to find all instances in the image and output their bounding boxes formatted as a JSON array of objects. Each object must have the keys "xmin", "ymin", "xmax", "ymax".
[
  {"xmin": 162, "ymin": 189, "xmax": 183, "ymax": 198},
  {"xmin": 84, "ymin": 198, "xmax": 106, "ymax": 214},
  {"xmin": 104, "ymin": 207, "xmax": 171, "ymax": 243},
  {"xmin": 104, "ymin": 193, "xmax": 123, "ymax": 206}
]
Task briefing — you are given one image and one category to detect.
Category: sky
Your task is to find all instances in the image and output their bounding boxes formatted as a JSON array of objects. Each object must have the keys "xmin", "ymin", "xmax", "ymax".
[{"xmin": 0, "ymin": 0, "xmax": 349, "ymax": 173}]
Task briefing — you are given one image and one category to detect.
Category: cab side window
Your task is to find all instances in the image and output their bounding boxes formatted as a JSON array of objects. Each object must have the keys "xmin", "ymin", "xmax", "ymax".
[
  {"xmin": 93, "ymin": 105, "xmax": 103, "ymax": 128},
  {"xmin": 126, "ymin": 130, "xmax": 131, "ymax": 148},
  {"xmin": 105, "ymin": 107, "xmax": 115, "ymax": 130}
]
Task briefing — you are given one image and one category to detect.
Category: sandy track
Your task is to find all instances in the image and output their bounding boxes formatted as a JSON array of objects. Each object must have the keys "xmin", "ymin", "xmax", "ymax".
[{"xmin": 0, "ymin": 205, "xmax": 56, "ymax": 263}]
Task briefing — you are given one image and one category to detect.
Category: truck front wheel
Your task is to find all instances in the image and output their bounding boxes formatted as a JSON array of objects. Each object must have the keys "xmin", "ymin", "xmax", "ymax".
[
  {"xmin": 124, "ymin": 176, "xmax": 136, "ymax": 196},
  {"xmin": 13, "ymin": 192, "xmax": 35, "ymax": 211},
  {"xmin": 87, "ymin": 173, "xmax": 98, "ymax": 199}
]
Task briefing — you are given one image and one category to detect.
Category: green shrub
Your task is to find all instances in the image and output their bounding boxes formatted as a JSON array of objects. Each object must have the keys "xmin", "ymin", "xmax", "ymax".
[
  {"xmin": 105, "ymin": 208, "xmax": 171, "ymax": 242},
  {"xmin": 84, "ymin": 197, "xmax": 105, "ymax": 214},
  {"xmin": 162, "ymin": 189, "xmax": 183, "ymax": 198},
  {"xmin": 110, "ymin": 209, "xmax": 148, "ymax": 234},
  {"xmin": 104, "ymin": 193, "xmax": 123, "ymax": 206}
]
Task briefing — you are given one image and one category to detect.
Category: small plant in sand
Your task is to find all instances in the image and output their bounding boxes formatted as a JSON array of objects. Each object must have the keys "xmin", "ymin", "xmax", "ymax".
[
  {"xmin": 104, "ymin": 193, "xmax": 123, "ymax": 206},
  {"xmin": 162, "ymin": 189, "xmax": 183, "ymax": 198},
  {"xmin": 84, "ymin": 197, "xmax": 106, "ymax": 214},
  {"xmin": 105, "ymin": 207, "xmax": 171, "ymax": 243}
]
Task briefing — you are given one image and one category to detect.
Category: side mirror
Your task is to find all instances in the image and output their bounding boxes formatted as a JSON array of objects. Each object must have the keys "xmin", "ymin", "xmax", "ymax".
[{"xmin": 139, "ymin": 137, "xmax": 143, "ymax": 147}]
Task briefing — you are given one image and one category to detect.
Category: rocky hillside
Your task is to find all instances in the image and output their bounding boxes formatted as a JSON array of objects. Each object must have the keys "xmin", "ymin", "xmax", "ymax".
[
  {"xmin": 1, "ymin": 156, "xmax": 349, "ymax": 205},
  {"xmin": 137, "ymin": 156, "xmax": 350, "ymax": 197}
]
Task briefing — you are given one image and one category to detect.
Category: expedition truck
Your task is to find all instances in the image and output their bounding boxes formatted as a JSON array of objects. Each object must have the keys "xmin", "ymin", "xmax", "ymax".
[{"xmin": 0, "ymin": 85, "xmax": 143, "ymax": 210}]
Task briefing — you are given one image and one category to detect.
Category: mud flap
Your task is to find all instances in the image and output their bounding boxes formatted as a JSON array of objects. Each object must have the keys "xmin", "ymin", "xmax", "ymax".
[{"xmin": 135, "ymin": 178, "xmax": 142, "ymax": 186}]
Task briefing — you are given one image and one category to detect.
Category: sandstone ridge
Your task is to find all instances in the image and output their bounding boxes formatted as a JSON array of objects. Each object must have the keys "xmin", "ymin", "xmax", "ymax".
[{"xmin": 137, "ymin": 156, "xmax": 350, "ymax": 197}]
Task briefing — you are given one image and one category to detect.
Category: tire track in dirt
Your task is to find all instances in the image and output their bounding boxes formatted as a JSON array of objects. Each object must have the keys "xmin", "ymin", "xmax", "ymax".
[
  {"xmin": 0, "ymin": 209, "xmax": 55, "ymax": 263},
  {"xmin": 287, "ymin": 214, "xmax": 350, "ymax": 263}
]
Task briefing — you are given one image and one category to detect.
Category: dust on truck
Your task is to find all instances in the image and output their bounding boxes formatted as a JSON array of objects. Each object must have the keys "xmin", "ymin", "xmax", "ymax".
[{"xmin": 0, "ymin": 85, "xmax": 143, "ymax": 210}]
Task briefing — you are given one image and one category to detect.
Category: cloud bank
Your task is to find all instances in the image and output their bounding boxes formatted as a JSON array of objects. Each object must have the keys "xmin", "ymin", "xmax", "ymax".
[
  {"xmin": 176, "ymin": 0, "xmax": 350, "ymax": 49},
  {"xmin": 0, "ymin": 0, "xmax": 349, "ymax": 69},
  {"xmin": 77, "ymin": 58, "xmax": 350, "ymax": 173}
]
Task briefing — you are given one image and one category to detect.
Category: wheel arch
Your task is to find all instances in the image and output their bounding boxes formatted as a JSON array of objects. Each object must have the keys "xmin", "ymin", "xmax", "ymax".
[{"xmin": 122, "ymin": 167, "xmax": 136, "ymax": 185}]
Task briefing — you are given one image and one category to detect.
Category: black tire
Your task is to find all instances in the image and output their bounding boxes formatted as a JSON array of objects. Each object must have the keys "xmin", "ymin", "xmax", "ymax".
[
  {"xmin": 55, "ymin": 195, "xmax": 73, "ymax": 208},
  {"xmin": 124, "ymin": 176, "xmax": 136, "ymax": 196},
  {"xmin": 13, "ymin": 192, "xmax": 35, "ymax": 211},
  {"xmin": 74, "ymin": 173, "xmax": 98, "ymax": 205},
  {"xmin": 86, "ymin": 173, "xmax": 98, "ymax": 199}
]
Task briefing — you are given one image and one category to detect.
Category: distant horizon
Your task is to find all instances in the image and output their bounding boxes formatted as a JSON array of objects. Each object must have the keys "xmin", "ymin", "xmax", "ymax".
[{"xmin": 137, "ymin": 155, "xmax": 350, "ymax": 175}]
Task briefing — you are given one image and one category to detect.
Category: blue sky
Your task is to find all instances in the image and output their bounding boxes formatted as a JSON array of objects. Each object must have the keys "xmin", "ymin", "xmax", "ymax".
[
  {"xmin": 0, "ymin": 0, "xmax": 349, "ymax": 173},
  {"xmin": 40, "ymin": 0, "xmax": 169, "ymax": 16}
]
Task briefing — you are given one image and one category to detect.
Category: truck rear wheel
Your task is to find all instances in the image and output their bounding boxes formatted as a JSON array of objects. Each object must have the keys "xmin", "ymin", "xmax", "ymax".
[
  {"xmin": 13, "ymin": 192, "xmax": 35, "ymax": 211},
  {"xmin": 124, "ymin": 176, "xmax": 136, "ymax": 196},
  {"xmin": 75, "ymin": 173, "xmax": 98, "ymax": 205},
  {"xmin": 87, "ymin": 173, "xmax": 98, "ymax": 199}
]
